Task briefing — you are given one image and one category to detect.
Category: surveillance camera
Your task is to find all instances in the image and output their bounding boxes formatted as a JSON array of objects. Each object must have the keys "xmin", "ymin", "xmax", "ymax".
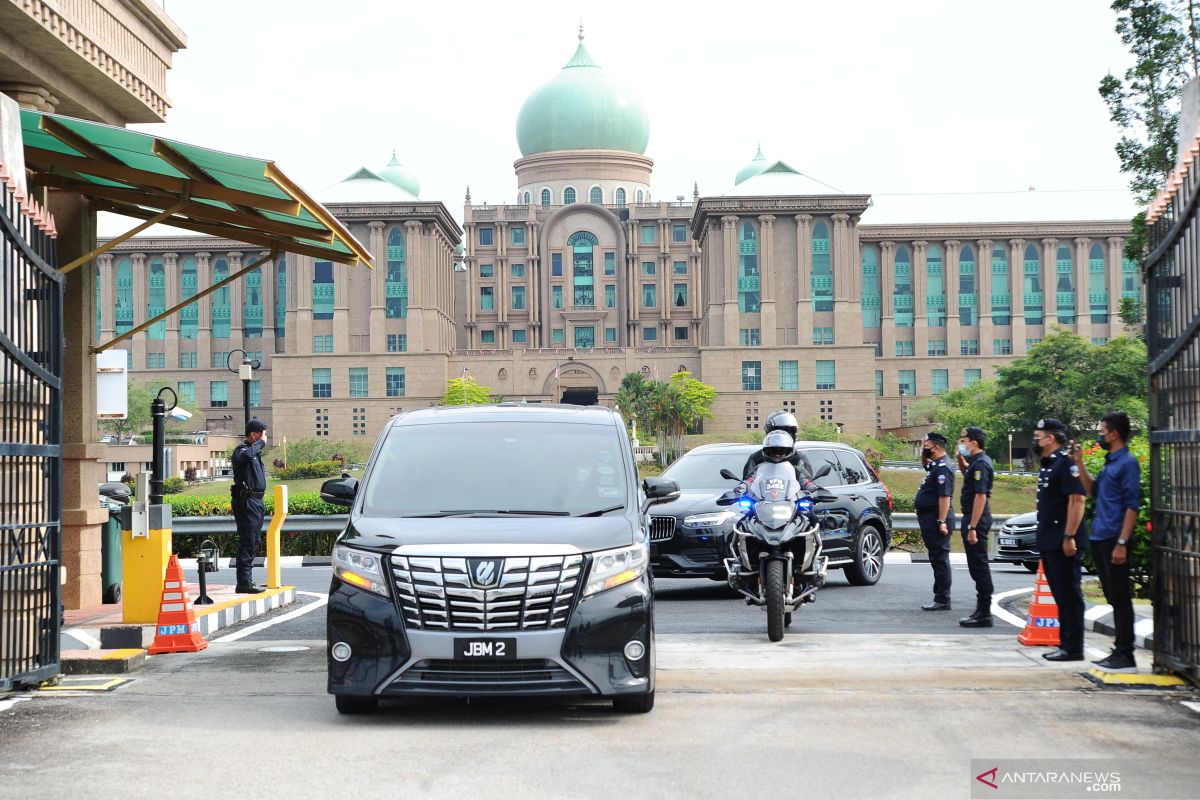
[{"xmin": 169, "ymin": 407, "xmax": 193, "ymax": 422}]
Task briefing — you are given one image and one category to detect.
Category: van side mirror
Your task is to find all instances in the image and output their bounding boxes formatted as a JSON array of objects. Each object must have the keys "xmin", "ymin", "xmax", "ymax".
[
  {"xmin": 320, "ymin": 476, "xmax": 358, "ymax": 508},
  {"xmin": 642, "ymin": 477, "xmax": 680, "ymax": 511}
]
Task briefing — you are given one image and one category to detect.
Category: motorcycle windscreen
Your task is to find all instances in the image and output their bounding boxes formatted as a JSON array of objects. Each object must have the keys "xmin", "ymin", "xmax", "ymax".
[{"xmin": 748, "ymin": 462, "xmax": 801, "ymax": 501}]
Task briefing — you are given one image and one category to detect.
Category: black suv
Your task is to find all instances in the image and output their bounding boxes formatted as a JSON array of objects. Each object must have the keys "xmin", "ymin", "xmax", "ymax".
[
  {"xmin": 649, "ymin": 442, "xmax": 892, "ymax": 586},
  {"xmin": 320, "ymin": 404, "xmax": 679, "ymax": 715}
]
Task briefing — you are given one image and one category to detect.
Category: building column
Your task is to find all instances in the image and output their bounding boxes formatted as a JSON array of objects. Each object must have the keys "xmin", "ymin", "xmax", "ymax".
[
  {"xmin": 1041, "ymin": 237, "xmax": 1058, "ymax": 325},
  {"xmin": 131, "ymin": 253, "xmax": 146, "ymax": 367},
  {"xmin": 98, "ymin": 253, "xmax": 115, "ymax": 340},
  {"xmin": 1009, "ymin": 240, "xmax": 1027, "ymax": 351},
  {"xmin": 912, "ymin": 241, "xmax": 928, "ymax": 357},
  {"xmin": 367, "ymin": 221, "xmax": 386, "ymax": 351},
  {"xmin": 945, "ymin": 239, "xmax": 962, "ymax": 354},
  {"xmin": 405, "ymin": 221, "xmax": 425, "ymax": 352},
  {"xmin": 1074, "ymin": 236, "xmax": 1092, "ymax": 341},
  {"xmin": 795, "ymin": 214, "xmax": 813, "ymax": 347},
  {"xmin": 163, "ymin": 252, "xmax": 179, "ymax": 367},
  {"xmin": 260, "ymin": 251, "xmax": 276, "ymax": 344},
  {"xmin": 758, "ymin": 214, "xmax": 776, "ymax": 346},
  {"xmin": 880, "ymin": 241, "xmax": 896, "ymax": 360},
  {"xmin": 228, "ymin": 251, "xmax": 245, "ymax": 344},
  {"xmin": 1107, "ymin": 236, "xmax": 1125, "ymax": 339},
  {"xmin": 721, "ymin": 215, "xmax": 739, "ymax": 347},
  {"xmin": 977, "ymin": 239, "xmax": 994, "ymax": 357},
  {"xmin": 831, "ymin": 213, "xmax": 856, "ymax": 346}
]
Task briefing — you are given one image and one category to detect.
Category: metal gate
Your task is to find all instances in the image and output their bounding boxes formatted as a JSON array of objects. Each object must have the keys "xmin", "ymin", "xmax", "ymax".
[
  {"xmin": 1145, "ymin": 147, "xmax": 1200, "ymax": 685},
  {"xmin": 0, "ymin": 177, "xmax": 63, "ymax": 690}
]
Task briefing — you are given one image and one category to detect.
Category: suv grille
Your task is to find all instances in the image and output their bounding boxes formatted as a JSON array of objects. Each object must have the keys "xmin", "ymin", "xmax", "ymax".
[
  {"xmin": 391, "ymin": 555, "xmax": 583, "ymax": 631},
  {"xmin": 649, "ymin": 516, "xmax": 676, "ymax": 542}
]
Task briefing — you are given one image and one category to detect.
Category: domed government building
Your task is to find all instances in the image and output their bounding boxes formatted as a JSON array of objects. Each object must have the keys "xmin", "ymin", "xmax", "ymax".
[{"xmin": 99, "ymin": 31, "xmax": 1138, "ymax": 442}]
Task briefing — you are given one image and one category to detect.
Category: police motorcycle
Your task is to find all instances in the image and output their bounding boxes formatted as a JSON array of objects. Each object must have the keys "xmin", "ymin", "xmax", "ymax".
[{"xmin": 716, "ymin": 432, "xmax": 836, "ymax": 642}]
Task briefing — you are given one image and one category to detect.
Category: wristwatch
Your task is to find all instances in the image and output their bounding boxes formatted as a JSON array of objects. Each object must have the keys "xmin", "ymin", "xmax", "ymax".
[
  {"xmin": 1117, "ymin": 537, "xmax": 1129, "ymax": 547},
  {"xmin": 937, "ymin": 519, "xmax": 946, "ymax": 525}
]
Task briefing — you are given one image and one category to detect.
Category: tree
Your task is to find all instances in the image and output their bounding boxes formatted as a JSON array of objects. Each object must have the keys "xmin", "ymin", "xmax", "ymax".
[
  {"xmin": 441, "ymin": 376, "xmax": 495, "ymax": 405},
  {"xmin": 643, "ymin": 371, "xmax": 715, "ymax": 465},
  {"xmin": 1119, "ymin": 294, "xmax": 1146, "ymax": 337},
  {"xmin": 100, "ymin": 380, "xmax": 198, "ymax": 441},
  {"xmin": 926, "ymin": 380, "xmax": 1007, "ymax": 460},
  {"xmin": 614, "ymin": 372, "xmax": 654, "ymax": 435},
  {"xmin": 906, "ymin": 397, "xmax": 940, "ymax": 427}
]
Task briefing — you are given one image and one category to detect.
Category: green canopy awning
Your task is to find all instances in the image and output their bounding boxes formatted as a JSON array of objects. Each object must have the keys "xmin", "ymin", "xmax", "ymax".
[{"xmin": 20, "ymin": 109, "xmax": 373, "ymax": 269}]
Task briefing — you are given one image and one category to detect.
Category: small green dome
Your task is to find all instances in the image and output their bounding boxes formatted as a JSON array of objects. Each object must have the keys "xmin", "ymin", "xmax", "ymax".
[
  {"xmin": 379, "ymin": 151, "xmax": 420, "ymax": 197},
  {"xmin": 735, "ymin": 146, "xmax": 768, "ymax": 185},
  {"xmin": 516, "ymin": 32, "xmax": 649, "ymax": 157}
]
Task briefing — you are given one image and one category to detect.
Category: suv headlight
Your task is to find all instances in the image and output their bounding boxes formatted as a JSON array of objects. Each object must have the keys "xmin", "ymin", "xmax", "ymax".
[
  {"xmin": 682, "ymin": 510, "xmax": 737, "ymax": 529},
  {"xmin": 583, "ymin": 544, "xmax": 648, "ymax": 597},
  {"xmin": 333, "ymin": 545, "xmax": 389, "ymax": 597}
]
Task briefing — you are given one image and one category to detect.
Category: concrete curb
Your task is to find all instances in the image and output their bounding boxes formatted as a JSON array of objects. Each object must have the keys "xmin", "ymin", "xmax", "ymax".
[
  {"xmin": 60, "ymin": 648, "xmax": 146, "ymax": 675},
  {"xmin": 998, "ymin": 594, "xmax": 1156, "ymax": 651},
  {"xmin": 177, "ymin": 556, "xmax": 330, "ymax": 570}
]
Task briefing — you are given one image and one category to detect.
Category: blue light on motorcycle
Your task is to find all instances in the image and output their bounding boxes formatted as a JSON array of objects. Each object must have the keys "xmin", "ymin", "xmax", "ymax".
[
  {"xmin": 796, "ymin": 498, "xmax": 813, "ymax": 511},
  {"xmin": 738, "ymin": 498, "xmax": 753, "ymax": 509}
]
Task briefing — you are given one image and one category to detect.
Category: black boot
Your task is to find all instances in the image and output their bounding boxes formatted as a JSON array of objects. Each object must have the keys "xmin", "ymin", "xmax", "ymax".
[{"xmin": 959, "ymin": 608, "xmax": 994, "ymax": 627}]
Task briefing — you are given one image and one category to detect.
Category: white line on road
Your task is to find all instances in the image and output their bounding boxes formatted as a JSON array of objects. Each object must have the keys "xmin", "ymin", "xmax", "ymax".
[
  {"xmin": 1086, "ymin": 647, "xmax": 1107, "ymax": 659},
  {"xmin": 210, "ymin": 591, "xmax": 328, "ymax": 643},
  {"xmin": 63, "ymin": 628, "xmax": 102, "ymax": 649},
  {"xmin": 1085, "ymin": 604, "xmax": 1113, "ymax": 621},
  {"xmin": 0, "ymin": 696, "xmax": 30, "ymax": 712},
  {"xmin": 991, "ymin": 586, "xmax": 1033, "ymax": 629}
]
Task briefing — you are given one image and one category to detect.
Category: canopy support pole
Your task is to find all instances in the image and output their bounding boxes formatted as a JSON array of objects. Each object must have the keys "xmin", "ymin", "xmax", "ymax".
[{"xmin": 58, "ymin": 201, "xmax": 187, "ymax": 274}]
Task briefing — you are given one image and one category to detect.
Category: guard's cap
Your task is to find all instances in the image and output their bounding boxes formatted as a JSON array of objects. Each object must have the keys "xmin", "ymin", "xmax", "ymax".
[
  {"xmin": 960, "ymin": 426, "xmax": 986, "ymax": 445},
  {"xmin": 245, "ymin": 418, "xmax": 268, "ymax": 434},
  {"xmin": 1033, "ymin": 418, "xmax": 1067, "ymax": 436},
  {"xmin": 925, "ymin": 431, "xmax": 948, "ymax": 445}
]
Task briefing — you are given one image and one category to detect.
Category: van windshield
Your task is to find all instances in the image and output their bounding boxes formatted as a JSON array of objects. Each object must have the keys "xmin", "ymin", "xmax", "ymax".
[{"xmin": 360, "ymin": 421, "xmax": 629, "ymax": 517}]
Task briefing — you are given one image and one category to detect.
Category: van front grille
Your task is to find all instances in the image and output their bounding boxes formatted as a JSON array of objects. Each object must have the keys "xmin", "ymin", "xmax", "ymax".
[{"xmin": 390, "ymin": 554, "xmax": 583, "ymax": 631}]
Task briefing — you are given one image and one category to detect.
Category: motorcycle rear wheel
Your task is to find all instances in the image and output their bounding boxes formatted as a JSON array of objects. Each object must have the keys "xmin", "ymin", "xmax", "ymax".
[{"xmin": 765, "ymin": 559, "xmax": 786, "ymax": 642}]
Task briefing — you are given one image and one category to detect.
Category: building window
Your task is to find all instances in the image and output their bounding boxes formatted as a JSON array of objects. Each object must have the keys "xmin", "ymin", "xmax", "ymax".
[
  {"xmin": 894, "ymin": 246, "xmax": 913, "ymax": 327},
  {"xmin": 812, "ymin": 326, "xmax": 834, "ymax": 345},
  {"xmin": 549, "ymin": 328, "xmax": 564, "ymax": 345},
  {"xmin": 1024, "ymin": 244, "xmax": 1043, "ymax": 325},
  {"xmin": 875, "ymin": 370, "xmax": 884, "ymax": 397},
  {"xmin": 590, "ymin": 186, "xmax": 603, "ymax": 204},
  {"xmin": 815, "ymin": 360, "xmax": 836, "ymax": 391},
  {"xmin": 673, "ymin": 224, "xmax": 687, "ymax": 243},
  {"xmin": 511, "ymin": 285, "xmax": 526, "ymax": 310},
  {"xmin": 899, "ymin": 370, "xmax": 916, "ymax": 397},
  {"xmin": 314, "ymin": 407, "xmax": 330, "ymax": 437},
  {"xmin": 481, "ymin": 330, "xmax": 495, "ymax": 344},
  {"xmin": 275, "ymin": 254, "xmax": 287, "ymax": 337},
  {"xmin": 312, "ymin": 368, "xmax": 332, "ymax": 399},
  {"xmin": 348, "ymin": 368, "xmax": 368, "ymax": 398},
  {"xmin": 312, "ymin": 259, "xmax": 334, "ymax": 321},
  {"xmin": 511, "ymin": 226, "xmax": 525, "ymax": 246},
  {"xmin": 511, "ymin": 262, "xmax": 525, "ymax": 278},
  {"xmin": 180, "ymin": 256, "xmax": 198, "ymax": 339},
  {"xmin": 861, "ymin": 245, "xmax": 881, "ymax": 328},
  {"xmin": 177, "ymin": 381, "xmax": 195, "ymax": 405},
  {"xmin": 643, "ymin": 326, "xmax": 657, "ymax": 341},
  {"xmin": 242, "ymin": 262, "xmax": 264, "ymax": 338},
  {"xmin": 1056, "ymin": 242, "xmax": 1076, "ymax": 325},
  {"xmin": 605, "ymin": 327, "xmax": 617, "ymax": 343},
  {"xmin": 552, "ymin": 252, "xmax": 563, "ymax": 277},
  {"xmin": 385, "ymin": 228, "xmax": 407, "ymax": 319},
  {"xmin": 211, "ymin": 351, "xmax": 229, "ymax": 369},
  {"xmin": 641, "ymin": 224, "xmax": 655, "ymax": 244},
  {"xmin": 896, "ymin": 341, "xmax": 914, "ymax": 357},
  {"xmin": 740, "ymin": 328, "xmax": 761, "ymax": 346},
  {"xmin": 249, "ymin": 379, "xmax": 262, "ymax": 408},
  {"xmin": 480, "ymin": 287, "xmax": 494, "ymax": 311},
  {"xmin": 512, "ymin": 329, "xmax": 527, "ymax": 344},
  {"xmin": 960, "ymin": 339, "xmax": 980, "ymax": 356},
  {"xmin": 993, "ymin": 338, "xmax": 1012, "ymax": 355},
  {"xmin": 313, "ymin": 335, "xmax": 333, "ymax": 353},
  {"xmin": 673, "ymin": 260, "xmax": 687, "ymax": 275},
  {"xmin": 212, "ymin": 257, "xmax": 232, "ymax": 336},
  {"xmin": 931, "ymin": 369, "xmax": 949, "ymax": 396},
  {"xmin": 351, "ymin": 407, "xmax": 367, "ymax": 437},
  {"xmin": 387, "ymin": 334, "xmax": 407, "ymax": 353},
  {"xmin": 636, "ymin": 189, "xmax": 644, "ymax": 203},
  {"xmin": 779, "ymin": 360, "xmax": 799, "ymax": 391},
  {"xmin": 818, "ymin": 398, "xmax": 835, "ymax": 422},
  {"xmin": 115, "ymin": 257, "xmax": 134, "ymax": 334},
  {"xmin": 741, "ymin": 361, "xmax": 762, "ymax": 391},
  {"xmin": 569, "ymin": 230, "xmax": 597, "ymax": 307},
  {"xmin": 147, "ymin": 258, "xmax": 166, "ymax": 339},
  {"xmin": 1089, "ymin": 243, "xmax": 1109, "ymax": 324},
  {"xmin": 210, "ymin": 380, "xmax": 229, "ymax": 408},
  {"xmin": 552, "ymin": 285, "xmax": 563, "ymax": 309},
  {"xmin": 745, "ymin": 399, "xmax": 760, "ymax": 429},
  {"xmin": 604, "ymin": 284, "xmax": 617, "ymax": 308},
  {"xmin": 1092, "ymin": 336, "xmax": 1109, "ymax": 345},
  {"xmin": 523, "ymin": 191, "xmax": 532, "ymax": 204},
  {"xmin": 642, "ymin": 284, "xmax": 657, "ymax": 308},
  {"xmin": 180, "ymin": 352, "xmax": 197, "ymax": 369},
  {"xmin": 991, "ymin": 243, "xmax": 1010, "ymax": 325},
  {"xmin": 674, "ymin": 326, "xmax": 689, "ymax": 341},
  {"xmin": 738, "ymin": 221, "xmax": 760, "ymax": 313},
  {"xmin": 146, "ymin": 352, "xmax": 165, "ymax": 369},
  {"xmin": 541, "ymin": 188, "xmax": 551, "ymax": 206},
  {"xmin": 964, "ymin": 368, "xmax": 982, "ymax": 386},
  {"xmin": 574, "ymin": 326, "xmax": 595, "ymax": 348},
  {"xmin": 928, "ymin": 340, "xmax": 946, "ymax": 356},
  {"xmin": 812, "ymin": 221, "xmax": 833, "ymax": 312},
  {"xmin": 674, "ymin": 283, "xmax": 688, "ymax": 307},
  {"xmin": 386, "ymin": 367, "xmax": 405, "ymax": 397},
  {"xmin": 1026, "ymin": 337, "xmax": 1043, "ymax": 349},
  {"xmin": 641, "ymin": 261, "xmax": 656, "ymax": 276},
  {"xmin": 615, "ymin": 188, "xmax": 626, "ymax": 205},
  {"xmin": 958, "ymin": 246, "xmax": 977, "ymax": 326},
  {"xmin": 479, "ymin": 226, "xmax": 494, "ymax": 246},
  {"xmin": 562, "ymin": 187, "xmax": 576, "ymax": 204},
  {"xmin": 926, "ymin": 244, "xmax": 945, "ymax": 327},
  {"xmin": 604, "ymin": 252, "xmax": 616, "ymax": 276},
  {"xmin": 479, "ymin": 263, "xmax": 494, "ymax": 278},
  {"xmin": 127, "ymin": 352, "xmax": 133, "ymax": 370}
]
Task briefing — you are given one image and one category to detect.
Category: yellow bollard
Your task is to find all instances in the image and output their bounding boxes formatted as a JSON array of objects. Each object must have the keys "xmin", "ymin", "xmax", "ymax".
[
  {"xmin": 266, "ymin": 484, "xmax": 288, "ymax": 589},
  {"xmin": 120, "ymin": 505, "xmax": 173, "ymax": 624}
]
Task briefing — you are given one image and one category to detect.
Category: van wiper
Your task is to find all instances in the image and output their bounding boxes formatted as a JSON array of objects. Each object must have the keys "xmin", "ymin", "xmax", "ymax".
[
  {"xmin": 576, "ymin": 505, "xmax": 624, "ymax": 517},
  {"xmin": 404, "ymin": 509, "xmax": 571, "ymax": 518}
]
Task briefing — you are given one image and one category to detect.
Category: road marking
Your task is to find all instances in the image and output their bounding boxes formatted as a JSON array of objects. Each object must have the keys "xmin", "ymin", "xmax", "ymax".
[
  {"xmin": 0, "ymin": 696, "xmax": 30, "ymax": 712},
  {"xmin": 991, "ymin": 586, "xmax": 1033, "ymax": 629},
  {"xmin": 209, "ymin": 590, "xmax": 328, "ymax": 643},
  {"xmin": 1182, "ymin": 701, "xmax": 1200, "ymax": 715},
  {"xmin": 1086, "ymin": 647, "xmax": 1107, "ymax": 659},
  {"xmin": 1085, "ymin": 604, "xmax": 1113, "ymax": 621},
  {"xmin": 63, "ymin": 628, "xmax": 102, "ymax": 650}
]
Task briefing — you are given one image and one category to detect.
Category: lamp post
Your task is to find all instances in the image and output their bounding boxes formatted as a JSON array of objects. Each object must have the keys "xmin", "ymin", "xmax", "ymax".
[
  {"xmin": 226, "ymin": 349, "xmax": 261, "ymax": 432},
  {"xmin": 835, "ymin": 422, "xmax": 844, "ymax": 442},
  {"xmin": 1008, "ymin": 428, "xmax": 1015, "ymax": 472}
]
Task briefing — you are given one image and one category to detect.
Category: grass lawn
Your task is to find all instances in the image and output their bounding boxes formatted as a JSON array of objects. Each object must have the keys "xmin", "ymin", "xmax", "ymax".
[
  {"xmin": 175, "ymin": 469, "xmax": 363, "ymax": 497},
  {"xmin": 879, "ymin": 469, "xmax": 1037, "ymax": 516}
]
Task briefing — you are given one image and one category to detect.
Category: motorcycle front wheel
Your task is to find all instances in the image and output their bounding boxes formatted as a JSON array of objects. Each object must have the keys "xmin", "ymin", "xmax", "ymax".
[{"xmin": 765, "ymin": 559, "xmax": 787, "ymax": 642}]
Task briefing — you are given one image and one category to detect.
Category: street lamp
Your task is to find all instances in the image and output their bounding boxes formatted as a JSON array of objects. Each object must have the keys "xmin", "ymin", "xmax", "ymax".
[
  {"xmin": 226, "ymin": 349, "xmax": 261, "ymax": 433},
  {"xmin": 835, "ymin": 422, "xmax": 844, "ymax": 442},
  {"xmin": 1008, "ymin": 428, "xmax": 1016, "ymax": 472}
]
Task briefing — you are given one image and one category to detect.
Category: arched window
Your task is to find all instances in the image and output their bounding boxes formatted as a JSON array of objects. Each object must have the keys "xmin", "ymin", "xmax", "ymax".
[
  {"xmin": 812, "ymin": 221, "xmax": 832, "ymax": 312},
  {"xmin": 894, "ymin": 246, "xmax": 913, "ymax": 327},
  {"xmin": 991, "ymin": 244, "xmax": 1010, "ymax": 325},
  {"xmin": 589, "ymin": 186, "xmax": 603, "ymax": 204},
  {"xmin": 568, "ymin": 231, "xmax": 597, "ymax": 308},
  {"xmin": 523, "ymin": 191, "xmax": 531, "ymax": 204},
  {"xmin": 635, "ymin": 189, "xmax": 644, "ymax": 203},
  {"xmin": 386, "ymin": 227, "xmax": 407, "ymax": 319},
  {"xmin": 1056, "ymin": 242, "xmax": 1075, "ymax": 324},
  {"xmin": 244, "ymin": 257, "xmax": 263, "ymax": 338},
  {"xmin": 563, "ymin": 187, "xmax": 576, "ymax": 204},
  {"xmin": 212, "ymin": 258, "xmax": 231, "ymax": 337},
  {"xmin": 615, "ymin": 187, "xmax": 626, "ymax": 205},
  {"xmin": 926, "ymin": 243, "xmax": 944, "ymax": 327},
  {"xmin": 1024, "ymin": 244, "xmax": 1043, "ymax": 325},
  {"xmin": 115, "ymin": 257, "xmax": 133, "ymax": 334},
  {"xmin": 312, "ymin": 259, "xmax": 334, "ymax": 321},
  {"xmin": 958, "ymin": 245, "xmax": 976, "ymax": 326},
  {"xmin": 1089, "ymin": 243, "xmax": 1108, "ymax": 324},
  {"xmin": 540, "ymin": 188, "xmax": 551, "ymax": 206},
  {"xmin": 275, "ymin": 255, "xmax": 286, "ymax": 336},
  {"xmin": 148, "ymin": 258, "xmax": 166, "ymax": 339},
  {"xmin": 738, "ymin": 220, "xmax": 760, "ymax": 313},
  {"xmin": 180, "ymin": 256, "xmax": 197, "ymax": 339},
  {"xmin": 861, "ymin": 246, "xmax": 880, "ymax": 328}
]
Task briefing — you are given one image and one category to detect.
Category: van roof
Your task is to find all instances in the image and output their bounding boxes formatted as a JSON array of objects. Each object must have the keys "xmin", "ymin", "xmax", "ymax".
[{"xmin": 388, "ymin": 403, "xmax": 623, "ymax": 427}]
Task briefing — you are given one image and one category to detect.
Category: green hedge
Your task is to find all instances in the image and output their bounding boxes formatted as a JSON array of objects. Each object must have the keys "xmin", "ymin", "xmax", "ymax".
[
  {"xmin": 271, "ymin": 460, "xmax": 343, "ymax": 480},
  {"xmin": 165, "ymin": 490, "xmax": 346, "ymax": 517},
  {"xmin": 173, "ymin": 531, "xmax": 340, "ymax": 559}
]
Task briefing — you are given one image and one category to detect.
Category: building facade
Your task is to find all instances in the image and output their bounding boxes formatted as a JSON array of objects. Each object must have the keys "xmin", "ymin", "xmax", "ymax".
[{"xmin": 99, "ymin": 33, "xmax": 1137, "ymax": 442}]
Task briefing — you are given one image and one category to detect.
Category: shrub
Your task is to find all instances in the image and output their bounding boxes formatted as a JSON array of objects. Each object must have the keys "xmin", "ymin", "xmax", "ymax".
[
  {"xmin": 184, "ymin": 467, "xmax": 197, "ymax": 483},
  {"xmin": 163, "ymin": 476, "xmax": 185, "ymax": 494},
  {"xmin": 164, "ymin": 490, "xmax": 347, "ymax": 517},
  {"xmin": 271, "ymin": 460, "xmax": 342, "ymax": 480}
]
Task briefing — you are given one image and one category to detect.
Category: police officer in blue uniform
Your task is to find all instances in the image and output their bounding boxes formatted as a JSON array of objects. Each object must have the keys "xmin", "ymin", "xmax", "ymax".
[
  {"xmin": 231, "ymin": 418, "xmax": 269, "ymax": 593},
  {"xmin": 915, "ymin": 432, "xmax": 955, "ymax": 610},
  {"xmin": 956, "ymin": 426, "xmax": 995, "ymax": 627},
  {"xmin": 1033, "ymin": 418, "xmax": 1087, "ymax": 661}
]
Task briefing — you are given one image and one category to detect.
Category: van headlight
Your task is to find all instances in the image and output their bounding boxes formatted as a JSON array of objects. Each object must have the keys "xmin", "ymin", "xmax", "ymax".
[
  {"xmin": 333, "ymin": 545, "xmax": 389, "ymax": 597},
  {"xmin": 682, "ymin": 510, "xmax": 737, "ymax": 529},
  {"xmin": 583, "ymin": 544, "xmax": 647, "ymax": 597}
]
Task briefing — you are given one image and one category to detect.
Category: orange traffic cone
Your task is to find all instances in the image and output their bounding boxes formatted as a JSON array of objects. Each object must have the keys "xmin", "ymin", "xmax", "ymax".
[
  {"xmin": 147, "ymin": 554, "xmax": 208, "ymax": 655},
  {"xmin": 1017, "ymin": 560, "xmax": 1060, "ymax": 647}
]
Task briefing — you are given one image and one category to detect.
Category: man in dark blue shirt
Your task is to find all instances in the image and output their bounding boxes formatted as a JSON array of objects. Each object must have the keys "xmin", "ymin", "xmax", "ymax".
[
  {"xmin": 1033, "ymin": 418, "xmax": 1087, "ymax": 661},
  {"xmin": 1070, "ymin": 411, "xmax": 1141, "ymax": 673},
  {"xmin": 231, "ymin": 418, "xmax": 269, "ymax": 593},
  {"xmin": 915, "ymin": 432, "xmax": 955, "ymax": 611},
  {"xmin": 955, "ymin": 426, "xmax": 995, "ymax": 627}
]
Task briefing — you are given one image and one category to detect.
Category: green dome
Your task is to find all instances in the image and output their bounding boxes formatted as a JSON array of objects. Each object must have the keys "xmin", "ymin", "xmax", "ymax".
[
  {"xmin": 379, "ymin": 151, "xmax": 420, "ymax": 197},
  {"xmin": 516, "ymin": 33, "xmax": 649, "ymax": 157},
  {"xmin": 735, "ymin": 146, "xmax": 768, "ymax": 185}
]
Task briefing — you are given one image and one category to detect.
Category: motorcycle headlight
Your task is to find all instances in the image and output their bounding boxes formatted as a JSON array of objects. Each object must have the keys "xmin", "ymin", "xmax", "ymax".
[
  {"xmin": 682, "ymin": 510, "xmax": 738, "ymax": 529},
  {"xmin": 583, "ymin": 544, "xmax": 647, "ymax": 597},
  {"xmin": 755, "ymin": 501, "xmax": 795, "ymax": 528},
  {"xmin": 333, "ymin": 545, "xmax": 389, "ymax": 597}
]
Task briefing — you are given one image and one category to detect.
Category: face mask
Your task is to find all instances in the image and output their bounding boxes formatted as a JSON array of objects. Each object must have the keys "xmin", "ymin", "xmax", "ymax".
[
  {"xmin": 921, "ymin": 447, "xmax": 933, "ymax": 460},
  {"xmin": 957, "ymin": 443, "xmax": 970, "ymax": 457},
  {"xmin": 1095, "ymin": 434, "xmax": 1111, "ymax": 451}
]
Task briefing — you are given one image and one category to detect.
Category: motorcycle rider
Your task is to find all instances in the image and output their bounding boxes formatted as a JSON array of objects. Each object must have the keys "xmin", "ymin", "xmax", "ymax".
[{"xmin": 742, "ymin": 411, "xmax": 816, "ymax": 489}]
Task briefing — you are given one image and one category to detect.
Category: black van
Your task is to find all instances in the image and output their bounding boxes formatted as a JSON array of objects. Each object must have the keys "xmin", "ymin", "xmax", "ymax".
[{"xmin": 320, "ymin": 404, "xmax": 679, "ymax": 715}]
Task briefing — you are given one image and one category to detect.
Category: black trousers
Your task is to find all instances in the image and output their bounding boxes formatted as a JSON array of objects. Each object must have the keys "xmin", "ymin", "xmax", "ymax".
[
  {"xmin": 1041, "ymin": 547, "xmax": 1085, "ymax": 654},
  {"xmin": 960, "ymin": 517, "xmax": 994, "ymax": 612},
  {"xmin": 1090, "ymin": 538, "xmax": 1135, "ymax": 657},
  {"xmin": 918, "ymin": 511, "xmax": 954, "ymax": 604},
  {"xmin": 233, "ymin": 496, "xmax": 265, "ymax": 587}
]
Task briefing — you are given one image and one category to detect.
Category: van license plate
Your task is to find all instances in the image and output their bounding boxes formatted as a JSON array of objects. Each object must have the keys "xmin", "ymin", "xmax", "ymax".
[
  {"xmin": 999, "ymin": 538, "xmax": 1016, "ymax": 547},
  {"xmin": 455, "ymin": 638, "xmax": 517, "ymax": 660}
]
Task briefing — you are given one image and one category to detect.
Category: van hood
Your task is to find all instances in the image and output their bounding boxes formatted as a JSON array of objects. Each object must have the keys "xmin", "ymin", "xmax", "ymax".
[{"xmin": 339, "ymin": 514, "xmax": 639, "ymax": 554}]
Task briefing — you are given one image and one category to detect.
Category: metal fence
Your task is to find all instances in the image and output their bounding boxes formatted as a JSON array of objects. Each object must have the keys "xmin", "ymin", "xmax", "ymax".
[
  {"xmin": 0, "ymin": 180, "xmax": 63, "ymax": 690},
  {"xmin": 1145, "ymin": 148, "xmax": 1200, "ymax": 685}
]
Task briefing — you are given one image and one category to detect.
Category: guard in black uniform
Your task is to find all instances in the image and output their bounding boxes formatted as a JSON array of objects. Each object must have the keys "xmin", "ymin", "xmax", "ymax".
[
  {"xmin": 915, "ymin": 432, "xmax": 955, "ymax": 610},
  {"xmin": 956, "ymin": 426, "xmax": 995, "ymax": 627},
  {"xmin": 1032, "ymin": 418, "xmax": 1087, "ymax": 661},
  {"xmin": 231, "ymin": 418, "xmax": 269, "ymax": 593}
]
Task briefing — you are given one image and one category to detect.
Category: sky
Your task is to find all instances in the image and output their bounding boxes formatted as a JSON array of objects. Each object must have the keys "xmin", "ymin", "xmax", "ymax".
[{"xmin": 117, "ymin": 0, "xmax": 1142, "ymax": 229}]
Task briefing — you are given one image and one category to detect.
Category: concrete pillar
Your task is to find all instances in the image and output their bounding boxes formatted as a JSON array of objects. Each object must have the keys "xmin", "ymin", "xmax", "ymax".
[
  {"xmin": 368, "ymin": 221, "xmax": 386, "ymax": 351},
  {"xmin": 1107, "ymin": 237, "xmax": 1125, "ymax": 339},
  {"xmin": 228, "ymin": 252, "xmax": 244, "ymax": 343},
  {"xmin": 880, "ymin": 241, "xmax": 896, "ymax": 360},
  {"xmin": 721, "ymin": 215, "xmax": 739, "ymax": 347},
  {"xmin": 1074, "ymin": 237, "xmax": 1092, "ymax": 341},
  {"xmin": 795, "ymin": 215, "xmax": 813, "ymax": 347},
  {"xmin": 1009, "ymin": 240, "xmax": 1027, "ymax": 351},
  {"xmin": 1041, "ymin": 237, "xmax": 1058, "ymax": 324},
  {"xmin": 758, "ymin": 214, "xmax": 776, "ymax": 346},
  {"xmin": 977, "ymin": 240, "xmax": 994, "ymax": 356},
  {"xmin": 912, "ymin": 241, "xmax": 928, "ymax": 357}
]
